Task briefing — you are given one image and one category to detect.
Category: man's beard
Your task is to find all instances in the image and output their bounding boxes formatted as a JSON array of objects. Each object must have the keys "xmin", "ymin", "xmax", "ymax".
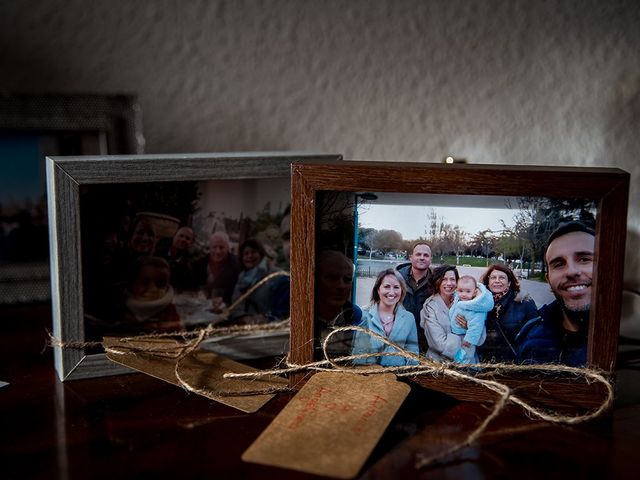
[{"xmin": 555, "ymin": 292, "xmax": 590, "ymax": 324}]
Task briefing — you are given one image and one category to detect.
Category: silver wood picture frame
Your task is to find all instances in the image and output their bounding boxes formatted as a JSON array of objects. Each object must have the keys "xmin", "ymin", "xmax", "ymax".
[{"xmin": 48, "ymin": 152, "xmax": 341, "ymax": 381}]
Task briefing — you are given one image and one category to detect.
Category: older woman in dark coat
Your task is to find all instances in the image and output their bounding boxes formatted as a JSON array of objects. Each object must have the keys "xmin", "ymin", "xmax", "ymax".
[
  {"xmin": 475, "ymin": 264, "xmax": 540, "ymax": 363},
  {"xmin": 229, "ymin": 238, "xmax": 285, "ymax": 323}
]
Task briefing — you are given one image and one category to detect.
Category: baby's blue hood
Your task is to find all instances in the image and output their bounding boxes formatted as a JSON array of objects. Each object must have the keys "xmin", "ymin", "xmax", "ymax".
[{"xmin": 455, "ymin": 283, "xmax": 494, "ymax": 312}]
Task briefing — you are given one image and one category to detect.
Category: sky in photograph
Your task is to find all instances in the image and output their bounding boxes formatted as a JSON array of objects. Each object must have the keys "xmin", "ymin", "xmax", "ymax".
[{"xmin": 358, "ymin": 194, "xmax": 519, "ymax": 241}]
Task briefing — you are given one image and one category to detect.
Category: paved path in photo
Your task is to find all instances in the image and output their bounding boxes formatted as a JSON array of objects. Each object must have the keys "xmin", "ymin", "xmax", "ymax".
[{"xmin": 354, "ymin": 260, "xmax": 554, "ymax": 310}]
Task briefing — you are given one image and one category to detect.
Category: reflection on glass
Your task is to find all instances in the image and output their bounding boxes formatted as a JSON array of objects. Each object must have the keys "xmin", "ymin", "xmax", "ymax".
[{"xmin": 80, "ymin": 178, "xmax": 291, "ymax": 340}]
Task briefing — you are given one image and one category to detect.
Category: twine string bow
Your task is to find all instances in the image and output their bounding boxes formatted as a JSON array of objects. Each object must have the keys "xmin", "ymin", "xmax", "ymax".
[
  {"xmin": 49, "ymin": 269, "xmax": 614, "ymax": 469},
  {"xmin": 224, "ymin": 325, "xmax": 614, "ymax": 469},
  {"xmin": 101, "ymin": 270, "xmax": 295, "ymax": 397}
]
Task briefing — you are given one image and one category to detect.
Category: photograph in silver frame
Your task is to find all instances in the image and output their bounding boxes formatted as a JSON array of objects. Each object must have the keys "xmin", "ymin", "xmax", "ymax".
[{"xmin": 47, "ymin": 152, "xmax": 340, "ymax": 381}]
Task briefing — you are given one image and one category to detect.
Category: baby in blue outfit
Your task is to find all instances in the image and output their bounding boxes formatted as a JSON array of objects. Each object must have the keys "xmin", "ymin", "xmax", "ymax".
[{"xmin": 449, "ymin": 275, "xmax": 494, "ymax": 364}]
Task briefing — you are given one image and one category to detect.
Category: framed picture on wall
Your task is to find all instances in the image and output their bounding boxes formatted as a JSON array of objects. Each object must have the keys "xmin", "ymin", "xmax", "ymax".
[
  {"xmin": 48, "ymin": 152, "xmax": 341, "ymax": 381},
  {"xmin": 289, "ymin": 160, "xmax": 629, "ymax": 409},
  {"xmin": 0, "ymin": 94, "xmax": 144, "ymax": 304}
]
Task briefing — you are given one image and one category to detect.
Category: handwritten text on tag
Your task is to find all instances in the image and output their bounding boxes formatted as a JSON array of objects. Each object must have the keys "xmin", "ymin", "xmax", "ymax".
[{"xmin": 242, "ymin": 371, "xmax": 410, "ymax": 479}]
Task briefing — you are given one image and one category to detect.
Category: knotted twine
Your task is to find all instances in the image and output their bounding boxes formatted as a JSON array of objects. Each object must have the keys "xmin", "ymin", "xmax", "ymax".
[
  {"xmin": 50, "ymin": 270, "xmax": 295, "ymax": 395},
  {"xmin": 222, "ymin": 325, "xmax": 614, "ymax": 469},
  {"xmin": 50, "ymin": 269, "xmax": 614, "ymax": 469}
]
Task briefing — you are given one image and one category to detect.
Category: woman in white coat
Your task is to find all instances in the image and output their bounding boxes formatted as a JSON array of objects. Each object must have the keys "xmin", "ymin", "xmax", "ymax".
[
  {"xmin": 420, "ymin": 264, "xmax": 486, "ymax": 362},
  {"xmin": 351, "ymin": 268, "xmax": 419, "ymax": 366}
]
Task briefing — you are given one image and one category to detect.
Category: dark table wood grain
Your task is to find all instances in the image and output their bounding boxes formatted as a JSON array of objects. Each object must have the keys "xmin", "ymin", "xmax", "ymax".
[{"xmin": 1, "ymin": 303, "xmax": 639, "ymax": 479}]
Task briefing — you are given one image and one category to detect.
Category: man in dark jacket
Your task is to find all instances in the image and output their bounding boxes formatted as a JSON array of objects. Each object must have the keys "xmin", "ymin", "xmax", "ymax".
[
  {"xmin": 158, "ymin": 226, "xmax": 202, "ymax": 291},
  {"xmin": 396, "ymin": 241, "xmax": 433, "ymax": 353},
  {"xmin": 516, "ymin": 222, "xmax": 594, "ymax": 366}
]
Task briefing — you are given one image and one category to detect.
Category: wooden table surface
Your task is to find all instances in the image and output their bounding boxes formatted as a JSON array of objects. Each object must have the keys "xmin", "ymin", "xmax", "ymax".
[{"xmin": 2, "ymin": 303, "xmax": 639, "ymax": 479}]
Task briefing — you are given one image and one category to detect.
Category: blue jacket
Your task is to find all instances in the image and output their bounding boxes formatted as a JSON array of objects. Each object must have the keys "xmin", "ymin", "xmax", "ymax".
[
  {"xmin": 476, "ymin": 289, "xmax": 540, "ymax": 362},
  {"xmin": 515, "ymin": 300, "xmax": 588, "ymax": 367},
  {"xmin": 449, "ymin": 283, "xmax": 494, "ymax": 346},
  {"xmin": 230, "ymin": 258, "xmax": 283, "ymax": 320},
  {"xmin": 352, "ymin": 304, "xmax": 419, "ymax": 366}
]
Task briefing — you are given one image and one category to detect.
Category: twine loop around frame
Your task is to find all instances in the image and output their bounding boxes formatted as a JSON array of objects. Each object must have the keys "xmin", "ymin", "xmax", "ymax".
[
  {"xmin": 223, "ymin": 325, "xmax": 614, "ymax": 469},
  {"xmin": 50, "ymin": 270, "xmax": 614, "ymax": 470}
]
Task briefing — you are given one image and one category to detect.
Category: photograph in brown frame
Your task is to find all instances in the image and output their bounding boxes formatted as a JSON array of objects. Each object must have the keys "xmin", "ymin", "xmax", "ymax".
[{"xmin": 289, "ymin": 161, "xmax": 630, "ymax": 409}]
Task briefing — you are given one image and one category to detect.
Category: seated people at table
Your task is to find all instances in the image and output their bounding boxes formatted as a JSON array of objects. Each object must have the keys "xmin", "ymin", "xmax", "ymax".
[
  {"xmin": 85, "ymin": 215, "xmax": 159, "ymax": 322},
  {"xmin": 314, "ymin": 250, "xmax": 362, "ymax": 357},
  {"xmin": 127, "ymin": 215, "xmax": 158, "ymax": 257},
  {"xmin": 195, "ymin": 231, "xmax": 241, "ymax": 310},
  {"xmin": 111, "ymin": 215, "xmax": 158, "ymax": 275},
  {"xmin": 121, "ymin": 256, "xmax": 181, "ymax": 332},
  {"xmin": 351, "ymin": 269, "xmax": 419, "ymax": 366},
  {"xmin": 88, "ymin": 256, "xmax": 182, "ymax": 336},
  {"xmin": 112, "ymin": 215, "xmax": 159, "ymax": 284},
  {"xmin": 158, "ymin": 226, "xmax": 202, "ymax": 292},
  {"xmin": 449, "ymin": 275, "xmax": 493, "ymax": 364},
  {"xmin": 229, "ymin": 238, "xmax": 285, "ymax": 323},
  {"xmin": 230, "ymin": 208, "xmax": 292, "ymax": 321},
  {"xmin": 516, "ymin": 222, "xmax": 594, "ymax": 367}
]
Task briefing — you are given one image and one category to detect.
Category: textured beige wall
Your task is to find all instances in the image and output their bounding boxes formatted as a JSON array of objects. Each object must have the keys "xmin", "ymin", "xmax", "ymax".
[{"xmin": 1, "ymin": 0, "xmax": 639, "ymax": 331}]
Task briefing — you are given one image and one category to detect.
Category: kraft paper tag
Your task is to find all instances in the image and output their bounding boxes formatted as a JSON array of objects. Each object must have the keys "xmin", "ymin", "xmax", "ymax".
[
  {"xmin": 104, "ymin": 336, "xmax": 287, "ymax": 413},
  {"xmin": 242, "ymin": 371, "xmax": 411, "ymax": 478}
]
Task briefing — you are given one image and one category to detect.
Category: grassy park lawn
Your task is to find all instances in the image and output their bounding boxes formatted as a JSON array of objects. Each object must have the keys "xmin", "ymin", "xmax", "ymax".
[{"xmin": 356, "ymin": 254, "xmax": 545, "ymax": 281}]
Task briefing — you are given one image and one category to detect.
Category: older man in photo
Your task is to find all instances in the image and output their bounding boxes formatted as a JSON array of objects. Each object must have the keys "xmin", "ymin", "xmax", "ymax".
[
  {"xmin": 516, "ymin": 222, "xmax": 595, "ymax": 366},
  {"xmin": 195, "ymin": 231, "xmax": 241, "ymax": 308},
  {"xmin": 396, "ymin": 241, "xmax": 434, "ymax": 353}
]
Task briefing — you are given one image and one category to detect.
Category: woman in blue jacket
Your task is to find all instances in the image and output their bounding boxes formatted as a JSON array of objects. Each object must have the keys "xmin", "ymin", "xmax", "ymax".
[
  {"xmin": 229, "ymin": 238, "xmax": 283, "ymax": 323},
  {"xmin": 351, "ymin": 268, "xmax": 419, "ymax": 366}
]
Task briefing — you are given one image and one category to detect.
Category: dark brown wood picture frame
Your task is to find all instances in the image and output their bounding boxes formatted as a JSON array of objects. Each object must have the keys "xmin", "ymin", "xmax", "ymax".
[{"xmin": 289, "ymin": 160, "xmax": 629, "ymax": 408}]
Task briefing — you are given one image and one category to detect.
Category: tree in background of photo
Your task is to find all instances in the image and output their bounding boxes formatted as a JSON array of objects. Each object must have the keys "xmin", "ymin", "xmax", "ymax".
[
  {"xmin": 424, "ymin": 208, "xmax": 468, "ymax": 259},
  {"xmin": 507, "ymin": 197, "xmax": 596, "ymax": 277},
  {"xmin": 368, "ymin": 229, "xmax": 403, "ymax": 255}
]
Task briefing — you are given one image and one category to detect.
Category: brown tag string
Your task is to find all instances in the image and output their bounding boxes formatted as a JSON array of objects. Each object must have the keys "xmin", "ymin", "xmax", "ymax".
[{"xmin": 224, "ymin": 325, "xmax": 614, "ymax": 469}]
